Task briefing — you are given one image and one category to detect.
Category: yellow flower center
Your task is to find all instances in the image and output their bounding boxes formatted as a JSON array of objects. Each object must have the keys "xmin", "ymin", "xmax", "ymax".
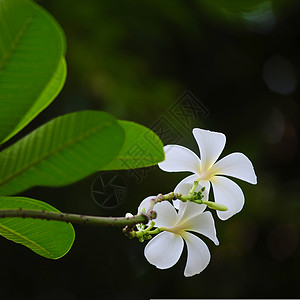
[{"xmin": 161, "ymin": 225, "xmax": 185, "ymax": 236}]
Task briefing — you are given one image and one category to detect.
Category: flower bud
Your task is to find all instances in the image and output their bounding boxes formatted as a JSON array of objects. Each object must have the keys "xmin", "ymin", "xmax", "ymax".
[{"xmin": 202, "ymin": 201, "xmax": 228, "ymax": 211}]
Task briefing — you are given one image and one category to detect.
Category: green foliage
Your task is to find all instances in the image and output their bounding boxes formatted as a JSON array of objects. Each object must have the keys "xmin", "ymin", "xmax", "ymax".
[
  {"xmin": 0, "ymin": 110, "xmax": 125, "ymax": 195},
  {"xmin": 0, "ymin": 0, "xmax": 165, "ymax": 259},
  {"xmin": 2, "ymin": 57, "xmax": 67, "ymax": 144},
  {"xmin": 102, "ymin": 120, "xmax": 165, "ymax": 170},
  {"xmin": 0, "ymin": 196, "xmax": 75, "ymax": 259},
  {"xmin": 0, "ymin": 0, "xmax": 66, "ymax": 144}
]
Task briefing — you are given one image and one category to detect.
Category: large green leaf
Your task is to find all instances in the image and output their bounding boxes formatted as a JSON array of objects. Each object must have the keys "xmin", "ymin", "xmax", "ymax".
[
  {"xmin": 0, "ymin": 111, "xmax": 125, "ymax": 195},
  {"xmin": 0, "ymin": 196, "xmax": 75, "ymax": 259},
  {"xmin": 102, "ymin": 120, "xmax": 165, "ymax": 170},
  {"xmin": 0, "ymin": 0, "xmax": 66, "ymax": 143},
  {"xmin": 2, "ymin": 57, "xmax": 67, "ymax": 144}
]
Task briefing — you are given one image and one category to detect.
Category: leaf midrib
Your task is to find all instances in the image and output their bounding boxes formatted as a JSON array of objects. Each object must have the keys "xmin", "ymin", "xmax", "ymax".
[
  {"xmin": 0, "ymin": 117, "xmax": 117, "ymax": 188},
  {"xmin": 0, "ymin": 5, "xmax": 36, "ymax": 73},
  {"xmin": 2, "ymin": 58, "xmax": 66, "ymax": 144},
  {"xmin": 0, "ymin": 221, "xmax": 54, "ymax": 258}
]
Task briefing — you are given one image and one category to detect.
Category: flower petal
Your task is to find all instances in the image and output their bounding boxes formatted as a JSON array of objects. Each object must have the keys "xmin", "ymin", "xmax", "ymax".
[
  {"xmin": 153, "ymin": 201, "xmax": 178, "ymax": 228},
  {"xmin": 177, "ymin": 201, "xmax": 207, "ymax": 222},
  {"xmin": 158, "ymin": 145, "xmax": 201, "ymax": 174},
  {"xmin": 174, "ymin": 174, "xmax": 200, "ymax": 194},
  {"xmin": 193, "ymin": 128, "xmax": 226, "ymax": 171},
  {"xmin": 144, "ymin": 231, "xmax": 184, "ymax": 269},
  {"xmin": 173, "ymin": 175, "xmax": 210, "ymax": 209},
  {"xmin": 213, "ymin": 152, "xmax": 257, "ymax": 184},
  {"xmin": 137, "ymin": 196, "xmax": 155, "ymax": 214},
  {"xmin": 174, "ymin": 176, "xmax": 210, "ymax": 199},
  {"xmin": 182, "ymin": 232, "xmax": 211, "ymax": 277},
  {"xmin": 138, "ymin": 197, "xmax": 179, "ymax": 227},
  {"xmin": 211, "ymin": 176, "xmax": 245, "ymax": 220},
  {"xmin": 180, "ymin": 211, "xmax": 219, "ymax": 245}
]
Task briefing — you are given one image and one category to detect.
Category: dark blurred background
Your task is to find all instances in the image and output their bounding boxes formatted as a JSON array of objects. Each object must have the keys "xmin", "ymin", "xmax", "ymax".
[{"xmin": 1, "ymin": 0, "xmax": 300, "ymax": 299}]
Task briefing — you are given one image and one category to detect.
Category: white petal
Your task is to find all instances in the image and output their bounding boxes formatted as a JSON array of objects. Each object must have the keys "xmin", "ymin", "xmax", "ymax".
[
  {"xmin": 158, "ymin": 145, "xmax": 201, "ymax": 174},
  {"xmin": 193, "ymin": 128, "xmax": 226, "ymax": 172},
  {"xmin": 182, "ymin": 232, "xmax": 211, "ymax": 277},
  {"xmin": 180, "ymin": 211, "xmax": 219, "ymax": 245},
  {"xmin": 174, "ymin": 176, "xmax": 210, "ymax": 199},
  {"xmin": 144, "ymin": 231, "xmax": 184, "ymax": 269},
  {"xmin": 174, "ymin": 174, "xmax": 200, "ymax": 194},
  {"xmin": 173, "ymin": 175, "xmax": 210, "ymax": 209},
  {"xmin": 137, "ymin": 196, "xmax": 155, "ymax": 214},
  {"xmin": 153, "ymin": 201, "xmax": 178, "ymax": 228},
  {"xmin": 211, "ymin": 176, "xmax": 245, "ymax": 220},
  {"xmin": 213, "ymin": 152, "xmax": 257, "ymax": 184},
  {"xmin": 177, "ymin": 201, "xmax": 207, "ymax": 222},
  {"xmin": 138, "ymin": 197, "xmax": 178, "ymax": 227}
]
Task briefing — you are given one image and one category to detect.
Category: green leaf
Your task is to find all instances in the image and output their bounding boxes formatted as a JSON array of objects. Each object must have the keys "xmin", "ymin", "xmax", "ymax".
[
  {"xmin": 101, "ymin": 120, "xmax": 164, "ymax": 170},
  {"xmin": 0, "ymin": 196, "xmax": 75, "ymax": 259},
  {"xmin": 0, "ymin": 0, "xmax": 66, "ymax": 143},
  {"xmin": 0, "ymin": 110, "xmax": 125, "ymax": 195},
  {"xmin": 2, "ymin": 57, "xmax": 67, "ymax": 144}
]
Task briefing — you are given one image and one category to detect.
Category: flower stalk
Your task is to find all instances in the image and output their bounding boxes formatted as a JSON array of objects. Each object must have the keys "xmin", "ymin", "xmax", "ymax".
[
  {"xmin": 146, "ymin": 181, "xmax": 205, "ymax": 213},
  {"xmin": 0, "ymin": 182, "xmax": 226, "ymax": 229},
  {"xmin": 0, "ymin": 209, "xmax": 148, "ymax": 227}
]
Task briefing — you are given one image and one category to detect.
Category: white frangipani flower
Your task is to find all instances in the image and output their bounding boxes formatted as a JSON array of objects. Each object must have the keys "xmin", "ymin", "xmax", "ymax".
[
  {"xmin": 158, "ymin": 128, "xmax": 257, "ymax": 220},
  {"xmin": 138, "ymin": 197, "xmax": 219, "ymax": 277}
]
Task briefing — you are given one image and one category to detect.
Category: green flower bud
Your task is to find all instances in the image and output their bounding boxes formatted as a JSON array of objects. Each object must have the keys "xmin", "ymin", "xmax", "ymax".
[{"xmin": 202, "ymin": 201, "xmax": 228, "ymax": 211}]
